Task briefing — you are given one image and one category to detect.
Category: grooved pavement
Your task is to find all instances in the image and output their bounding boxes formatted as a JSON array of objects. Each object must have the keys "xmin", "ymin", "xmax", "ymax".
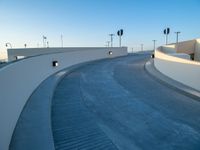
[{"xmin": 52, "ymin": 54, "xmax": 200, "ymax": 150}]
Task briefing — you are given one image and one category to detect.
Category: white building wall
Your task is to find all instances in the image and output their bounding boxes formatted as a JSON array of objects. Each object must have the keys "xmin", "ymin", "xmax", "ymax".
[
  {"xmin": 175, "ymin": 39, "xmax": 196, "ymax": 54},
  {"xmin": 168, "ymin": 53, "xmax": 190, "ymax": 60},
  {"xmin": 7, "ymin": 47, "xmax": 126, "ymax": 61},
  {"xmin": 154, "ymin": 45, "xmax": 200, "ymax": 91},
  {"xmin": 194, "ymin": 39, "xmax": 200, "ymax": 61},
  {"xmin": 0, "ymin": 47, "xmax": 127, "ymax": 150},
  {"xmin": 161, "ymin": 45, "xmax": 176, "ymax": 53}
]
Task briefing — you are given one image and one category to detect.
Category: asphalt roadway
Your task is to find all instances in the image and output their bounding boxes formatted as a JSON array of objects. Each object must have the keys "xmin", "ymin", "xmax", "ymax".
[{"xmin": 52, "ymin": 53, "xmax": 200, "ymax": 150}]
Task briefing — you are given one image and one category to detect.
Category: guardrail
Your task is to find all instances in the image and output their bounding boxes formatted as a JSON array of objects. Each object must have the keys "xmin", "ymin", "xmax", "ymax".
[{"xmin": 0, "ymin": 47, "xmax": 127, "ymax": 150}]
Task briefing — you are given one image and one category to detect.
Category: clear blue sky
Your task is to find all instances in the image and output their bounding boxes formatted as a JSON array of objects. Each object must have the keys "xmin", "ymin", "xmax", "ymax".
[{"xmin": 0, "ymin": 0, "xmax": 200, "ymax": 55}]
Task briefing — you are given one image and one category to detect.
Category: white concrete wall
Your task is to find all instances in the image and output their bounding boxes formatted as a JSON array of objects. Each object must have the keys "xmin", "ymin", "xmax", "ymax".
[
  {"xmin": 175, "ymin": 39, "xmax": 196, "ymax": 54},
  {"xmin": 194, "ymin": 39, "xmax": 200, "ymax": 61},
  {"xmin": 154, "ymin": 48, "xmax": 200, "ymax": 91},
  {"xmin": 161, "ymin": 45, "xmax": 176, "ymax": 53},
  {"xmin": 7, "ymin": 47, "xmax": 126, "ymax": 61},
  {"xmin": 160, "ymin": 40, "xmax": 196, "ymax": 55},
  {"xmin": 0, "ymin": 47, "xmax": 127, "ymax": 150},
  {"xmin": 168, "ymin": 53, "xmax": 190, "ymax": 60}
]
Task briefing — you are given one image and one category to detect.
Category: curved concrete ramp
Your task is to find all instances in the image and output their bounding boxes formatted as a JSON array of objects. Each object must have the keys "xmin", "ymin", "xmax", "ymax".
[
  {"xmin": 52, "ymin": 54, "xmax": 200, "ymax": 150},
  {"xmin": 52, "ymin": 71, "xmax": 117, "ymax": 150}
]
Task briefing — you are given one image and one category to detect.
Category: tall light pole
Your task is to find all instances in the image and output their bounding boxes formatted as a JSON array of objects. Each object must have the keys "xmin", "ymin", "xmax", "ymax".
[
  {"xmin": 175, "ymin": 31, "xmax": 181, "ymax": 43},
  {"xmin": 43, "ymin": 36, "xmax": 47, "ymax": 48},
  {"xmin": 141, "ymin": 44, "xmax": 144, "ymax": 51},
  {"xmin": 106, "ymin": 41, "xmax": 110, "ymax": 47},
  {"xmin": 5, "ymin": 43, "xmax": 12, "ymax": 49},
  {"xmin": 119, "ymin": 35, "xmax": 121, "ymax": 47},
  {"xmin": 152, "ymin": 40, "xmax": 157, "ymax": 50},
  {"xmin": 109, "ymin": 34, "xmax": 114, "ymax": 47},
  {"xmin": 61, "ymin": 34, "xmax": 63, "ymax": 47}
]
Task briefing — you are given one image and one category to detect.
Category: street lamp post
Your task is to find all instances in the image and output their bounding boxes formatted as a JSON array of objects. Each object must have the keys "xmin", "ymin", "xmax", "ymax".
[
  {"xmin": 175, "ymin": 31, "xmax": 181, "ymax": 43},
  {"xmin": 61, "ymin": 34, "xmax": 63, "ymax": 48},
  {"xmin": 43, "ymin": 36, "xmax": 47, "ymax": 48},
  {"xmin": 109, "ymin": 34, "xmax": 114, "ymax": 47},
  {"xmin": 106, "ymin": 41, "xmax": 110, "ymax": 47},
  {"xmin": 119, "ymin": 35, "xmax": 121, "ymax": 47},
  {"xmin": 5, "ymin": 43, "xmax": 12, "ymax": 49},
  {"xmin": 152, "ymin": 40, "xmax": 157, "ymax": 50},
  {"xmin": 141, "ymin": 44, "xmax": 144, "ymax": 51}
]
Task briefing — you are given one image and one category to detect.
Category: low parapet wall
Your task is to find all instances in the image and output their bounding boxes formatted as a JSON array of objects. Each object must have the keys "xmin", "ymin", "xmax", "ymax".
[
  {"xmin": 160, "ymin": 39, "xmax": 197, "ymax": 54},
  {"xmin": 154, "ymin": 39, "xmax": 200, "ymax": 91},
  {"xmin": 194, "ymin": 39, "xmax": 200, "ymax": 61},
  {"xmin": 7, "ymin": 47, "xmax": 127, "ymax": 61},
  {"xmin": 0, "ymin": 47, "xmax": 127, "ymax": 150}
]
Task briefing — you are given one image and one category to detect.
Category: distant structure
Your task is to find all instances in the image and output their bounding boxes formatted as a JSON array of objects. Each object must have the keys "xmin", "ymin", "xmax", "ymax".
[{"xmin": 109, "ymin": 34, "xmax": 114, "ymax": 47}]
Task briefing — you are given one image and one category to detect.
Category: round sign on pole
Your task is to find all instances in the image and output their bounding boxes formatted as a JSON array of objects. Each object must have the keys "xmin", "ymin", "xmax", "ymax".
[
  {"xmin": 167, "ymin": 28, "xmax": 170, "ymax": 34},
  {"xmin": 117, "ymin": 31, "xmax": 120, "ymax": 36},
  {"xmin": 164, "ymin": 28, "xmax": 170, "ymax": 35},
  {"xmin": 164, "ymin": 29, "xmax": 166, "ymax": 34},
  {"xmin": 120, "ymin": 29, "xmax": 123, "ymax": 36},
  {"xmin": 117, "ymin": 29, "xmax": 124, "ymax": 36}
]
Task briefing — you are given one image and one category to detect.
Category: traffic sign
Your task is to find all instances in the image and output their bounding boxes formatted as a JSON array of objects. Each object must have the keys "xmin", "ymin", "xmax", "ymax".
[
  {"xmin": 164, "ymin": 28, "xmax": 170, "ymax": 35},
  {"xmin": 117, "ymin": 29, "xmax": 123, "ymax": 36}
]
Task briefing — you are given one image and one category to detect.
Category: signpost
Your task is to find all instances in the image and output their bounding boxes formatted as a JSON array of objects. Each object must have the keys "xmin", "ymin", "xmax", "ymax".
[
  {"xmin": 164, "ymin": 28, "xmax": 170, "ymax": 45},
  {"xmin": 117, "ymin": 29, "xmax": 123, "ymax": 47}
]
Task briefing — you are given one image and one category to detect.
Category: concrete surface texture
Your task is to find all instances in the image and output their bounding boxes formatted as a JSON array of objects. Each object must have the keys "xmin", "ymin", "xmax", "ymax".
[
  {"xmin": 160, "ymin": 39, "xmax": 200, "ymax": 61},
  {"xmin": 0, "ymin": 47, "xmax": 127, "ymax": 150},
  {"xmin": 194, "ymin": 39, "xmax": 200, "ymax": 61},
  {"xmin": 7, "ymin": 47, "xmax": 127, "ymax": 61},
  {"xmin": 9, "ymin": 74, "xmax": 60, "ymax": 150},
  {"xmin": 145, "ymin": 59, "xmax": 200, "ymax": 101},
  {"xmin": 51, "ymin": 54, "xmax": 200, "ymax": 150},
  {"xmin": 175, "ymin": 39, "xmax": 196, "ymax": 55},
  {"xmin": 168, "ymin": 53, "xmax": 190, "ymax": 59},
  {"xmin": 154, "ymin": 40, "xmax": 200, "ymax": 91},
  {"xmin": 161, "ymin": 45, "xmax": 176, "ymax": 53}
]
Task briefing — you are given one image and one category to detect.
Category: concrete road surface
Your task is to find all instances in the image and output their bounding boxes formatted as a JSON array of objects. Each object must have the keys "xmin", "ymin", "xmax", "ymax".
[{"xmin": 52, "ymin": 54, "xmax": 200, "ymax": 150}]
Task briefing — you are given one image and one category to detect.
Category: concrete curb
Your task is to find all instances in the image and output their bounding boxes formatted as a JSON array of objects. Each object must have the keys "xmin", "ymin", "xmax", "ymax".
[
  {"xmin": 9, "ymin": 70, "xmax": 67, "ymax": 150},
  {"xmin": 8, "ymin": 57, "xmax": 122, "ymax": 150},
  {"xmin": 144, "ymin": 59, "xmax": 200, "ymax": 101}
]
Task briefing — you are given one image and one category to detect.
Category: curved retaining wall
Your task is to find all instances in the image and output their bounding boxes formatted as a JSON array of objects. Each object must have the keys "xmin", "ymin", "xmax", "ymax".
[
  {"xmin": 154, "ymin": 42, "xmax": 200, "ymax": 91},
  {"xmin": 0, "ymin": 47, "xmax": 127, "ymax": 150}
]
